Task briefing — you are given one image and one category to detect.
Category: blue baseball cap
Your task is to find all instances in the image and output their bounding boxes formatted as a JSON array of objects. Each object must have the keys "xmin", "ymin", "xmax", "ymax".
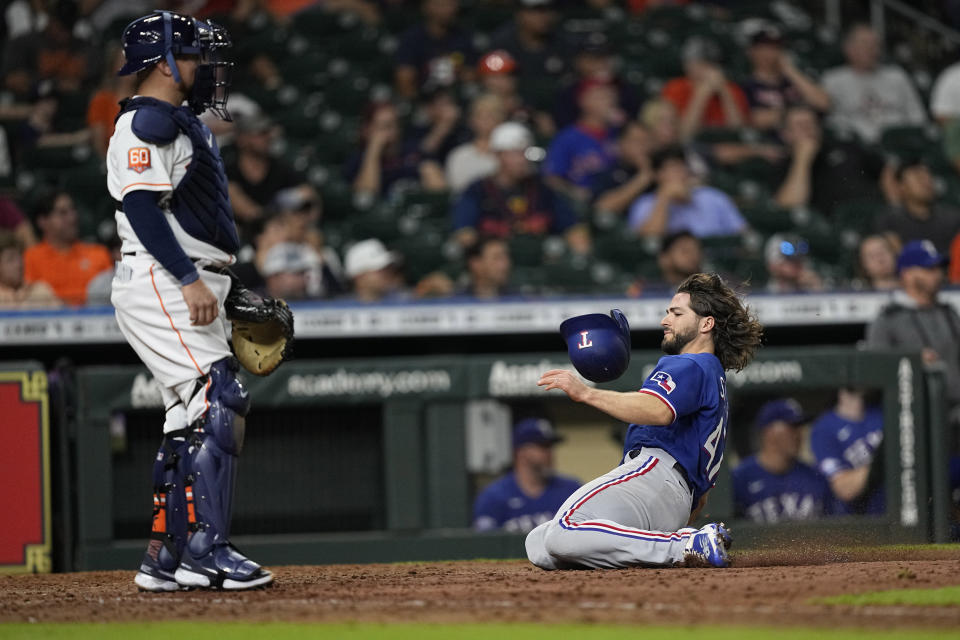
[
  {"xmin": 897, "ymin": 240, "xmax": 948, "ymax": 273},
  {"xmin": 513, "ymin": 418, "xmax": 563, "ymax": 448},
  {"xmin": 753, "ymin": 399, "xmax": 805, "ymax": 431}
]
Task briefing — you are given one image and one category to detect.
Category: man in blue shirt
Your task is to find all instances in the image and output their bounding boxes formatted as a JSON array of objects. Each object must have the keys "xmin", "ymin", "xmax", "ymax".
[
  {"xmin": 527, "ymin": 273, "xmax": 763, "ymax": 569},
  {"xmin": 628, "ymin": 146, "xmax": 747, "ymax": 238},
  {"xmin": 473, "ymin": 418, "xmax": 582, "ymax": 533},
  {"xmin": 810, "ymin": 388, "xmax": 885, "ymax": 515},
  {"xmin": 451, "ymin": 122, "xmax": 591, "ymax": 255},
  {"xmin": 544, "ymin": 79, "xmax": 619, "ymax": 203},
  {"xmin": 732, "ymin": 399, "xmax": 833, "ymax": 523},
  {"xmin": 393, "ymin": 0, "xmax": 477, "ymax": 99}
]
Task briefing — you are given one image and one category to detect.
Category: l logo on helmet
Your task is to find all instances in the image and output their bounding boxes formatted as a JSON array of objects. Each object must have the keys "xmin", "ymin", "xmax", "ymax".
[
  {"xmin": 127, "ymin": 147, "xmax": 152, "ymax": 173},
  {"xmin": 577, "ymin": 331, "xmax": 593, "ymax": 349}
]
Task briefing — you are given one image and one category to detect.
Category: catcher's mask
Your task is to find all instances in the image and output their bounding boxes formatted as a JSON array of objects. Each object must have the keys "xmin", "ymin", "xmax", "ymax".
[{"xmin": 118, "ymin": 10, "xmax": 234, "ymax": 120}]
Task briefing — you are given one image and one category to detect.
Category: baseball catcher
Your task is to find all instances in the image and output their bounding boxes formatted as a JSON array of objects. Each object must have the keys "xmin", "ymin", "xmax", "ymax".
[{"xmin": 107, "ymin": 10, "xmax": 276, "ymax": 591}]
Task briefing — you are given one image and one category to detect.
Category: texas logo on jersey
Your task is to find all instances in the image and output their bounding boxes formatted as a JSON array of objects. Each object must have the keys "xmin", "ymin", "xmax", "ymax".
[
  {"xmin": 650, "ymin": 370, "xmax": 676, "ymax": 393},
  {"xmin": 127, "ymin": 147, "xmax": 152, "ymax": 173}
]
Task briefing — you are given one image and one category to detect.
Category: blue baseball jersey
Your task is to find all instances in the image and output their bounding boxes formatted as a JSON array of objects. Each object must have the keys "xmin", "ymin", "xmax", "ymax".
[
  {"xmin": 622, "ymin": 353, "xmax": 728, "ymax": 504},
  {"xmin": 809, "ymin": 408, "xmax": 885, "ymax": 515},
  {"xmin": 544, "ymin": 124, "xmax": 618, "ymax": 190},
  {"xmin": 732, "ymin": 456, "xmax": 833, "ymax": 523},
  {"xmin": 473, "ymin": 472, "xmax": 582, "ymax": 534}
]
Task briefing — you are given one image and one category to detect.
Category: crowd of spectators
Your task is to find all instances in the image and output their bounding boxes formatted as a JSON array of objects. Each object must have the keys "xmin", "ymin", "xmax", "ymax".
[{"xmin": 3, "ymin": 0, "xmax": 960, "ymax": 309}]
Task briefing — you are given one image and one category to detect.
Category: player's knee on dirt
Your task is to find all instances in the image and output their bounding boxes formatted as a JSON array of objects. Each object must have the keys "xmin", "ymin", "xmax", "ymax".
[{"xmin": 525, "ymin": 522, "xmax": 559, "ymax": 570}]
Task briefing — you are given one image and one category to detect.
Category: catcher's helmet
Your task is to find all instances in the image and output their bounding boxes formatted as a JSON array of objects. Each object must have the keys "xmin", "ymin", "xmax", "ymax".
[
  {"xmin": 559, "ymin": 309, "xmax": 631, "ymax": 383},
  {"xmin": 118, "ymin": 10, "xmax": 233, "ymax": 119}
]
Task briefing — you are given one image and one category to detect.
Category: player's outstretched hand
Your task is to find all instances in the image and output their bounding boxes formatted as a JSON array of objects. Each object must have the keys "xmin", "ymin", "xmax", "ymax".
[
  {"xmin": 182, "ymin": 279, "xmax": 219, "ymax": 326},
  {"xmin": 538, "ymin": 369, "xmax": 591, "ymax": 403}
]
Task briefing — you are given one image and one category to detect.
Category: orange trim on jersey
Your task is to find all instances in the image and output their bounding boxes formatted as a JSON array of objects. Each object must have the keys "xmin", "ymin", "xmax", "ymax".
[
  {"xmin": 149, "ymin": 263, "xmax": 213, "ymax": 418},
  {"xmin": 120, "ymin": 181, "xmax": 173, "ymax": 195}
]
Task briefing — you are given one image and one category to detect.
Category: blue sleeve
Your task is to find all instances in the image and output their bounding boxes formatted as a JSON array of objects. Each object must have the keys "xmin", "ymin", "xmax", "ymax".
[
  {"xmin": 548, "ymin": 189, "xmax": 579, "ymax": 233},
  {"xmin": 122, "ymin": 191, "xmax": 199, "ymax": 286},
  {"xmin": 452, "ymin": 182, "xmax": 482, "ymax": 231},
  {"xmin": 627, "ymin": 193, "xmax": 655, "ymax": 231},
  {"xmin": 639, "ymin": 357, "xmax": 705, "ymax": 422},
  {"xmin": 730, "ymin": 464, "xmax": 748, "ymax": 517},
  {"xmin": 472, "ymin": 483, "xmax": 504, "ymax": 531},
  {"xmin": 809, "ymin": 416, "xmax": 849, "ymax": 478},
  {"xmin": 544, "ymin": 131, "xmax": 572, "ymax": 178},
  {"xmin": 710, "ymin": 189, "xmax": 747, "ymax": 233}
]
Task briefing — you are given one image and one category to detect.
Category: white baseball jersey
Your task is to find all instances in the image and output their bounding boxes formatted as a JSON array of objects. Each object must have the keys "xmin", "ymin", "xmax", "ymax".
[
  {"xmin": 107, "ymin": 105, "xmax": 235, "ymax": 266},
  {"xmin": 106, "ymin": 99, "xmax": 234, "ymax": 432}
]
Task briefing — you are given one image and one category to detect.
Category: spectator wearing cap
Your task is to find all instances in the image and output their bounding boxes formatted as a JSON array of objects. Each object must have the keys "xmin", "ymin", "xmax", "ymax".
[
  {"xmin": 0, "ymin": 231, "xmax": 59, "ymax": 309},
  {"xmin": 225, "ymin": 113, "xmax": 313, "ymax": 243},
  {"xmin": 875, "ymin": 157, "xmax": 960, "ymax": 254},
  {"xmin": 445, "ymin": 94, "xmax": 506, "ymax": 193},
  {"xmin": 627, "ymin": 145, "xmax": 746, "ymax": 238},
  {"xmin": 393, "ymin": 0, "xmax": 477, "ymax": 99},
  {"xmin": 740, "ymin": 25, "xmax": 830, "ymax": 131},
  {"xmin": 810, "ymin": 388, "xmax": 885, "ymax": 515},
  {"xmin": 544, "ymin": 79, "xmax": 620, "ymax": 203},
  {"xmin": 260, "ymin": 242, "xmax": 317, "ymax": 301},
  {"xmin": 472, "ymin": 418, "xmax": 581, "ymax": 533},
  {"xmin": 477, "ymin": 49, "xmax": 555, "ymax": 140},
  {"xmin": 764, "ymin": 233, "xmax": 824, "ymax": 294},
  {"xmin": 23, "ymin": 190, "xmax": 110, "ymax": 306},
  {"xmin": 460, "ymin": 236, "xmax": 514, "ymax": 298},
  {"xmin": 489, "ymin": 0, "xmax": 567, "ymax": 93},
  {"xmin": 773, "ymin": 105, "xmax": 884, "ymax": 217},
  {"xmin": 552, "ymin": 39, "xmax": 641, "ymax": 131},
  {"xmin": 866, "ymin": 240, "xmax": 960, "ymax": 413},
  {"xmin": 452, "ymin": 122, "xmax": 591, "ymax": 254},
  {"xmin": 732, "ymin": 398, "xmax": 834, "ymax": 524},
  {"xmin": 344, "ymin": 238, "xmax": 407, "ymax": 302},
  {"xmin": 345, "ymin": 101, "xmax": 447, "ymax": 199},
  {"xmin": 592, "ymin": 121, "xmax": 654, "ymax": 216},
  {"xmin": 821, "ymin": 24, "xmax": 927, "ymax": 144},
  {"xmin": 661, "ymin": 37, "xmax": 749, "ymax": 142}
]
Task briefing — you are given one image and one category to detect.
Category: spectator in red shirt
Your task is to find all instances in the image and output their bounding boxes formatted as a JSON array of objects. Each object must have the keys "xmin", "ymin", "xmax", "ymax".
[{"xmin": 661, "ymin": 37, "xmax": 748, "ymax": 142}]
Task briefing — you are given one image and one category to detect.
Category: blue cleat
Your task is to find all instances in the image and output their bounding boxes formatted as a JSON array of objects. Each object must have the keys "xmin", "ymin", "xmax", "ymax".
[{"xmin": 683, "ymin": 522, "xmax": 732, "ymax": 567}]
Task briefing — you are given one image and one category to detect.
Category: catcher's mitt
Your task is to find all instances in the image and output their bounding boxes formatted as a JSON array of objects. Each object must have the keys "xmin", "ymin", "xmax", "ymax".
[{"xmin": 223, "ymin": 270, "xmax": 294, "ymax": 376}]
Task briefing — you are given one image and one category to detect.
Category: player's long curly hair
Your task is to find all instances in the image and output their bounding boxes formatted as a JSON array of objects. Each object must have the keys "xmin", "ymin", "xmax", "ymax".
[{"xmin": 677, "ymin": 273, "xmax": 763, "ymax": 372}]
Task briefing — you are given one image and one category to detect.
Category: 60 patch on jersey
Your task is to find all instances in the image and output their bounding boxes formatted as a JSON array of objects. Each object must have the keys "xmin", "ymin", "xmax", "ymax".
[{"xmin": 127, "ymin": 147, "xmax": 152, "ymax": 173}]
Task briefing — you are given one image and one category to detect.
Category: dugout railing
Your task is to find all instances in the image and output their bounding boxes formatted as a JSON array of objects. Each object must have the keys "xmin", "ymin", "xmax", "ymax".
[{"xmin": 37, "ymin": 348, "xmax": 954, "ymax": 571}]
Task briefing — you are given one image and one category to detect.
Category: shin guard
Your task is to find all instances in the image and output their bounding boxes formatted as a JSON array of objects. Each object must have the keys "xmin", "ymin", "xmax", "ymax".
[{"xmin": 175, "ymin": 358, "xmax": 271, "ymax": 589}]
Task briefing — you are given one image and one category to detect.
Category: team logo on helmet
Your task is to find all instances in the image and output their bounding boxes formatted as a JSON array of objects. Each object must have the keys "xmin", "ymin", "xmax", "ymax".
[{"xmin": 127, "ymin": 147, "xmax": 152, "ymax": 173}]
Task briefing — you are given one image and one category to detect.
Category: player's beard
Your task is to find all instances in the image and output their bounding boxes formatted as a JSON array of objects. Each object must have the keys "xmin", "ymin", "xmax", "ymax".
[{"xmin": 661, "ymin": 325, "xmax": 697, "ymax": 355}]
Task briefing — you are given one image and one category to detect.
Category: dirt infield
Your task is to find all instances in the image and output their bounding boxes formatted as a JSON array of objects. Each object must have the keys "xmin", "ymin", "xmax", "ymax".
[{"xmin": 2, "ymin": 548, "xmax": 959, "ymax": 629}]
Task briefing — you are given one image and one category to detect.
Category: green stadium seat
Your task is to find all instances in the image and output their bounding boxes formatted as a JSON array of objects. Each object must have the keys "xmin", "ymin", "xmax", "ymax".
[
  {"xmin": 832, "ymin": 198, "xmax": 887, "ymax": 235},
  {"xmin": 508, "ymin": 235, "xmax": 545, "ymax": 268},
  {"xmin": 740, "ymin": 202, "xmax": 794, "ymax": 234}
]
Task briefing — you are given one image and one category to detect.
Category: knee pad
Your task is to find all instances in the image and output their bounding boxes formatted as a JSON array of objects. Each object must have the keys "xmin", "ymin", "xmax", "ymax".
[
  {"xmin": 201, "ymin": 357, "xmax": 250, "ymax": 455},
  {"xmin": 182, "ymin": 358, "xmax": 249, "ymax": 552}
]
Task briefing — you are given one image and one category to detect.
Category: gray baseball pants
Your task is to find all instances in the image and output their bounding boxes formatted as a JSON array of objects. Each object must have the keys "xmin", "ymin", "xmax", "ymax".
[{"xmin": 525, "ymin": 447, "xmax": 695, "ymax": 569}]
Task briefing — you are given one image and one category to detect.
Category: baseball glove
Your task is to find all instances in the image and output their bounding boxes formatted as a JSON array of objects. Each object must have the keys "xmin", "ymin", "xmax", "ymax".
[{"xmin": 223, "ymin": 270, "xmax": 294, "ymax": 376}]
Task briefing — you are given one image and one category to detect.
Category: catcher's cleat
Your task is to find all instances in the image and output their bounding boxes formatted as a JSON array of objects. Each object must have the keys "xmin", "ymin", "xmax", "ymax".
[
  {"xmin": 174, "ymin": 542, "xmax": 273, "ymax": 590},
  {"xmin": 682, "ymin": 522, "xmax": 732, "ymax": 568},
  {"xmin": 134, "ymin": 562, "xmax": 180, "ymax": 592}
]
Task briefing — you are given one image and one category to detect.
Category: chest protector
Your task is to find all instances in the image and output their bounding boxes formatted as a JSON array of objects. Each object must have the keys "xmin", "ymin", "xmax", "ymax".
[{"xmin": 117, "ymin": 97, "xmax": 240, "ymax": 254}]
